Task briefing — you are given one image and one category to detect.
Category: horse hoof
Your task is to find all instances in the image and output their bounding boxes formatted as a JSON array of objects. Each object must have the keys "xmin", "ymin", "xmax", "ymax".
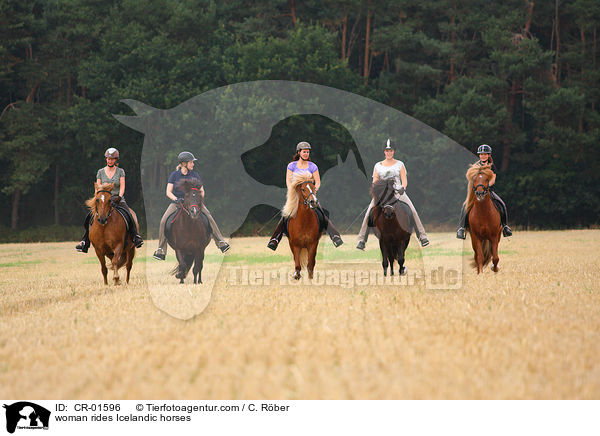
[
  {"xmin": 292, "ymin": 272, "xmax": 301, "ymax": 280},
  {"xmin": 179, "ymin": 279, "xmax": 184, "ymax": 284},
  {"xmin": 400, "ymin": 266, "xmax": 407, "ymax": 276}
]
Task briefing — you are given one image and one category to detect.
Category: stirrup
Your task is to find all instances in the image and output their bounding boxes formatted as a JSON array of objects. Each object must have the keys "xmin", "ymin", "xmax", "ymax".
[
  {"xmin": 153, "ymin": 249, "xmax": 165, "ymax": 260},
  {"xmin": 75, "ymin": 241, "xmax": 89, "ymax": 253},
  {"xmin": 267, "ymin": 238, "xmax": 279, "ymax": 251},
  {"xmin": 219, "ymin": 242, "xmax": 231, "ymax": 253},
  {"xmin": 133, "ymin": 235, "xmax": 144, "ymax": 248},
  {"xmin": 356, "ymin": 240, "xmax": 366, "ymax": 251},
  {"xmin": 502, "ymin": 225, "xmax": 512, "ymax": 237},
  {"xmin": 456, "ymin": 228, "xmax": 466, "ymax": 240},
  {"xmin": 331, "ymin": 235, "xmax": 343, "ymax": 247}
]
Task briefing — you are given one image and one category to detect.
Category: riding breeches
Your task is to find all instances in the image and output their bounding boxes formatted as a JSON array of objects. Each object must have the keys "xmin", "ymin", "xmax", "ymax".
[
  {"xmin": 357, "ymin": 193, "xmax": 427, "ymax": 243},
  {"xmin": 157, "ymin": 203, "xmax": 226, "ymax": 254}
]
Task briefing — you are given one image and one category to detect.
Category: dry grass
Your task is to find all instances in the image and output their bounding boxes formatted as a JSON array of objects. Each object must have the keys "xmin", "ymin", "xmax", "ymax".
[{"xmin": 0, "ymin": 230, "xmax": 599, "ymax": 399}]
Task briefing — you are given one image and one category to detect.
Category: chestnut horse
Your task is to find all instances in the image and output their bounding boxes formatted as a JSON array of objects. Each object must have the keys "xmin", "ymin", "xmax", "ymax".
[
  {"xmin": 282, "ymin": 173, "xmax": 321, "ymax": 280},
  {"xmin": 166, "ymin": 179, "xmax": 211, "ymax": 284},
  {"xmin": 465, "ymin": 165, "xmax": 501, "ymax": 273},
  {"xmin": 86, "ymin": 183, "xmax": 138, "ymax": 284},
  {"xmin": 371, "ymin": 179, "xmax": 412, "ymax": 276}
]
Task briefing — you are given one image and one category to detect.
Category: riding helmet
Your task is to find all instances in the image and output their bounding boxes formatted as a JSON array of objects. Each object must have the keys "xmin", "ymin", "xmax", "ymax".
[
  {"xmin": 105, "ymin": 147, "xmax": 119, "ymax": 159},
  {"xmin": 477, "ymin": 144, "xmax": 492, "ymax": 154},
  {"xmin": 383, "ymin": 139, "xmax": 395, "ymax": 150},
  {"xmin": 296, "ymin": 141, "xmax": 312, "ymax": 152},
  {"xmin": 178, "ymin": 151, "xmax": 197, "ymax": 163}
]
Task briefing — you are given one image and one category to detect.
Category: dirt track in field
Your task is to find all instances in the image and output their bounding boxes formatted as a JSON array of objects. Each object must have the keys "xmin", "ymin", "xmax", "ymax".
[{"xmin": 0, "ymin": 230, "xmax": 599, "ymax": 399}]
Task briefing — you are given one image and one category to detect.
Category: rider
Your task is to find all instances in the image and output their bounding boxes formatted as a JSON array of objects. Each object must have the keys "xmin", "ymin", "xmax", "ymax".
[
  {"xmin": 76, "ymin": 147, "xmax": 144, "ymax": 252},
  {"xmin": 456, "ymin": 144, "xmax": 513, "ymax": 239},
  {"xmin": 152, "ymin": 151, "xmax": 230, "ymax": 260},
  {"xmin": 267, "ymin": 141, "xmax": 344, "ymax": 250},
  {"xmin": 356, "ymin": 139, "xmax": 430, "ymax": 250}
]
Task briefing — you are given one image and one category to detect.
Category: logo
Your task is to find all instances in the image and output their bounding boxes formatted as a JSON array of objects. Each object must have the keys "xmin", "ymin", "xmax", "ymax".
[{"xmin": 3, "ymin": 402, "xmax": 50, "ymax": 434}]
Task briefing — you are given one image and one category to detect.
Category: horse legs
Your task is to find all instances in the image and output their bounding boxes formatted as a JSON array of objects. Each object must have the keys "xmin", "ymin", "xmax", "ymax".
[
  {"xmin": 291, "ymin": 244, "xmax": 302, "ymax": 280},
  {"xmin": 307, "ymin": 243, "xmax": 318, "ymax": 280},
  {"xmin": 193, "ymin": 252, "xmax": 205, "ymax": 284},
  {"xmin": 471, "ymin": 237, "xmax": 484, "ymax": 274},
  {"xmin": 112, "ymin": 244, "xmax": 124, "ymax": 285},
  {"xmin": 125, "ymin": 248, "xmax": 134, "ymax": 284},
  {"xmin": 175, "ymin": 250, "xmax": 187, "ymax": 284},
  {"xmin": 95, "ymin": 249, "xmax": 108, "ymax": 285},
  {"xmin": 380, "ymin": 239, "xmax": 389, "ymax": 276},
  {"xmin": 398, "ymin": 242, "xmax": 407, "ymax": 276},
  {"xmin": 491, "ymin": 235, "xmax": 500, "ymax": 272}
]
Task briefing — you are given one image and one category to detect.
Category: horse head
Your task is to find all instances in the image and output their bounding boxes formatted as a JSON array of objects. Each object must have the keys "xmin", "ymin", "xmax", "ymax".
[
  {"xmin": 89, "ymin": 183, "xmax": 115, "ymax": 225},
  {"xmin": 179, "ymin": 178, "xmax": 204, "ymax": 219},
  {"xmin": 371, "ymin": 179, "xmax": 397, "ymax": 219},
  {"xmin": 298, "ymin": 179, "xmax": 318, "ymax": 210}
]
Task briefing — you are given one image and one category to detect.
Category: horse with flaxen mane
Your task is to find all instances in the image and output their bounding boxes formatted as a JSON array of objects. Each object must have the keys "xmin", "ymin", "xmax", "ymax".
[
  {"xmin": 166, "ymin": 178, "xmax": 211, "ymax": 284},
  {"xmin": 282, "ymin": 173, "xmax": 321, "ymax": 280},
  {"xmin": 85, "ymin": 183, "xmax": 138, "ymax": 284},
  {"xmin": 464, "ymin": 165, "xmax": 501, "ymax": 273},
  {"xmin": 370, "ymin": 179, "xmax": 412, "ymax": 276}
]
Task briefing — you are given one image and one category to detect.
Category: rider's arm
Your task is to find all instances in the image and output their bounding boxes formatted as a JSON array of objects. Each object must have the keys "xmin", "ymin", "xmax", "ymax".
[
  {"xmin": 95, "ymin": 178, "xmax": 101, "ymax": 192},
  {"xmin": 166, "ymin": 183, "xmax": 178, "ymax": 201},
  {"xmin": 372, "ymin": 167, "xmax": 379, "ymax": 183},
  {"xmin": 119, "ymin": 176, "xmax": 125, "ymax": 197},
  {"xmin": 286, "ymin": 169, "xmax": 293, "ymax": 190},
  {"xmin": 200, "ymin": 185, "xmax": 205, "ymax": 198},
  {"xmin": 313, "ymin": 170, "xmax": 321, "ymax": 191},
  {"xmin": 400, "ymin": 164, "xmax": 408, "ymax": 189}
]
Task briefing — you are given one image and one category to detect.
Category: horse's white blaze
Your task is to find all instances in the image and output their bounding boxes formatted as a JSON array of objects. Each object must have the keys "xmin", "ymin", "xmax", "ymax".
[{"xmin": 101, "ymin": 194, "xmax": 105, "ymax": 202}]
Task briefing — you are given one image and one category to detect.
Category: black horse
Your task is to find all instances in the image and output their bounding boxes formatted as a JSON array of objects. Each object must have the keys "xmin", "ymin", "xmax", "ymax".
[
  {"xmin": 166, "ymin": 179, "xmax": 211, "ymax": 284},
  {"xmin": 370, "ymin": 179, "xmax": 412, "ymax": 276}
]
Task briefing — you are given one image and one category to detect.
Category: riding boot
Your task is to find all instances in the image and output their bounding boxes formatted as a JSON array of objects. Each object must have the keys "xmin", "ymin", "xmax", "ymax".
[
  {"xmin": 323, "ymin": 215, "xmax": 343, "ymax": 247},
  {"xmin": 267, "ymin": 217, "xmax": 286, "ymax": 251},
  {"xmin": 456, "ymin": 205, "xmax": 468, "ymax": 239},
  {"xmin": 491, "ymin": 193, "xmax": 512, "ymax": 237},
  {"xmin": 75, "ymin": 213, "xmax": 92, "ymax": 253},
  {"xmin": 126, "ymin": 213, "xmax": 144, "ymax": 248}
]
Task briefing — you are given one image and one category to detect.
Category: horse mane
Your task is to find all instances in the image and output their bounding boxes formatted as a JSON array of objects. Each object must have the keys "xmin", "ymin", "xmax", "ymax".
[
  {"xmin": 282, "ymin": 173, "xmax": 314, "ymax": 218},
  {"xmin": 85, "ymin": 183, "xmax": 114, "ymax": 212},
  {"xmin": 464, "ymin": 164, "xmax": 494, "ymax": 212},
  {"xmin": 177, "ymin": 178, "xmax": 203, "ymax": 193},
  {"xmin": 370, "ymin": 179, "xmax": 394, "ymax": 203}
]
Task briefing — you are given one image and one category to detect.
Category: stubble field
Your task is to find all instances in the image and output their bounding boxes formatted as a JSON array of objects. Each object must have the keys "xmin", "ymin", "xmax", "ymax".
[{"xmin": 0, "ymin": 230, "xmax": 599, "ymax": 399}]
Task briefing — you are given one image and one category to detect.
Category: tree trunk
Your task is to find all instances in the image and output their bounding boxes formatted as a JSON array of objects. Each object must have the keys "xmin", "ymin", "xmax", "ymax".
[
  {"xmin": 363, "ymin": 1, "xmax": 371, "ymax": 83},
  {"xmin": 449, "ymin": 12, "xmax": 456, "ymax": 83},
  {"xmin": 55, "ymin": 164, "xmax": 60, "ymax": 225},
  {"xmin": 524, "ymin": 2, "xmax": 534, "ymax": 33},
  {"xmin": 554, "ymin": 0, "xmax": 560, "ymax": 83},
  {"xmin": 11, "ymin": 189, "xmax": 21, "ymax": 231},
  {"xmin": 502, "ymin": 81, "xmax": 519, "ymax": 172},
  {"xmin": 289, "ymin": 0, "xmax": 296, "ymax": 27},
  {"xmin": 341, "ymin": 10, "xmax": 347, "ymax": 60}
]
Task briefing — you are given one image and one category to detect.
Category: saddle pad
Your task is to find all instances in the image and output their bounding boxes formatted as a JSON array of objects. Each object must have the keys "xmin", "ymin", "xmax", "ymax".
[
  {"xmin": 165, "ymin": 208, "xmax": 211, "ymax": 244},
  {"xmin": 369, "ymin": 201, "xmax": 414, "ymax": 232}
]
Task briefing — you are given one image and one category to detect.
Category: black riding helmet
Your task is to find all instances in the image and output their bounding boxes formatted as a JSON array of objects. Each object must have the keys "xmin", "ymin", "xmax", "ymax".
[
  {"xmin": 178, "ymin": 151, "xmax": 197, "ymax": 163},
  {"xmin": 383, "ymin": 139, "xmax": 395, "ymax": 150}
]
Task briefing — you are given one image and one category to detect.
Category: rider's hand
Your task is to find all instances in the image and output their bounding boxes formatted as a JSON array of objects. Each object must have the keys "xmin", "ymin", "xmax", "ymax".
[
  {"xmin": 176, "ymin": 198, "xmax": 184, "ymax": 205},
  {"xmin": 396, "ymin": 186, "xmax": 405, "ymax": 195}
]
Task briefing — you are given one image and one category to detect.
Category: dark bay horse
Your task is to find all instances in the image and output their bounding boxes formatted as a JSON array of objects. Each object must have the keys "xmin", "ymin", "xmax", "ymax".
[
  {"xmin": 282, "ymin": 173, "xmax": 321, "ymax": 280},
  {"xmin": 166, "ymin": 178, "xmax": 211, "ymax": 284},
  {"xmin": 371, "ymin": 179, "xmax": 412, "ymax": 276},
  {"xmin": 86, "ymin": 183, "xmax": 138, "ymax": 285},
  {"xmin": 465, "ymin": 165, "xmax": 501, "ymax": 273}
]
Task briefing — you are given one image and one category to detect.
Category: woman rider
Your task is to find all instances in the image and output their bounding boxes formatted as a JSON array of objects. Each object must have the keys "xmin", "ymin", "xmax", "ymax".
[
  {"xmin": 76, "ymin": 147, "xmax": 144, "ymax": 252},
  {"xmin": 153, "ymin": 151, "xmax": 230, "ymax": 260},
  {"xmin": 456, "ymin": 144, "xmax": 513, "ymax": 239},
  {"xmin": 267, "ymin": 141, "xmax": 344, "ymax": 250},
  {"xmin": 356, "ymin": 139, "xmax": 430, "ymax": 250}
]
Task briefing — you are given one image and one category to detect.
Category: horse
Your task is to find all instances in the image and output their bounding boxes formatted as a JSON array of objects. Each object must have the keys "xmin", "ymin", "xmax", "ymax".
[
  {"xmin": 464, "ymin": 165, "xmax": 501, "ymax": 273},
  {"xmin": 282, "ymin": 173, "xmax": 321, "ymax": 280},
  {"xmin": 166, "ymin": 178, "xmax": 211, "ymax": 284},
  {"xmin": 370, "ymin": 179, "xmax": 412, "ymax": 276},
  {"xmin": 86, "ymin": 183, "xmax": 138, "ymax": 285}
]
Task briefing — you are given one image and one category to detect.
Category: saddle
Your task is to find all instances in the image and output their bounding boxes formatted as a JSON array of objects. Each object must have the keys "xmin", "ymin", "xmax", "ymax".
[
  {"xmin": 165, "ymin": 207, "xmax": 211, "ymax": 243},
  {"xmin": 282, "ymin": 207, "xmax": 328, "ymax": 236},
  {"xmin": 368, "ymin": 200, "xmax": 414, "ymax": 232}
]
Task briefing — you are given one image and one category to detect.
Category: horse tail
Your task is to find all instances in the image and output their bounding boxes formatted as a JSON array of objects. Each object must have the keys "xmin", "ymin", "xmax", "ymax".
[
  {"xmin": 299, "ymin": 248, "xmax": 308, "ymax": 268},
  {"xmin": 471, "ymin": 240, "xmax": 493, "ymax": 269}
]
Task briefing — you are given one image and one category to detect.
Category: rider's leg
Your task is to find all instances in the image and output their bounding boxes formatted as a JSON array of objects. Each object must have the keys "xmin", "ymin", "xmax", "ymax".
[
  {"xmin": 490, "ymin": 191, "xmax": 512, "ymax": 237},
  {"xmin": 154, "ymin": 203, "xmax": 178, "ymax": 260},
  {"xmin": 75, "ymin": 212, "xmax": 93, "ymax": 252},
  {"xmin": 267, "ymin": 216, "xmax": 287, "ymax": 251},
  {"xmin": 456, "ymin": 205, "xmax": 468, "ymax": 239},
  {"xmin": 201, "ymin": 204, "xmax": 230, "ymax": 253},
  {"xmin": 321, "ymin": 210, "xmax": 343, "ymax": 247},
  {"xmin": 396, "ymin": 192, "xmax": 429, "ymax": 247},
  {"xmin": 356, "ymin": 199, "xmax": 375, "ymax": 250},
  {"xmin": 116, "ymin": 199, "xmax": 143, "ymax": 248}
]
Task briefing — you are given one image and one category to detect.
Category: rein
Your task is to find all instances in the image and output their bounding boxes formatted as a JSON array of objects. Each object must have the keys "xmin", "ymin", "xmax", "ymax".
[
  {"xmin": 298, "ymin": 180, "xmax": 318, "ymax": 207},
  {"xmin": 180, "ymin": 187, "xmax": 202, "ymax": 217},
  {"xmin": 95, "ymin": 190, "xmax": 114, "ymax": 219}
]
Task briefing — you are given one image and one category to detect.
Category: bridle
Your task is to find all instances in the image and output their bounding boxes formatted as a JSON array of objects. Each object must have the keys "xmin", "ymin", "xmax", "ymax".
[
  {"xmin": 376, "ymin": 181, "xmax": 399, "ymax": 215},
  {"xmin": 95, "ymin": 189, "xmax": 114, "ymax": 220},
  {"xmin": 299, "ymin": 180, "xmax": 318, "ymax": 208},
  {"xmin": 180, "ymin": 187, "xmax": 201, "ymax": 217}
]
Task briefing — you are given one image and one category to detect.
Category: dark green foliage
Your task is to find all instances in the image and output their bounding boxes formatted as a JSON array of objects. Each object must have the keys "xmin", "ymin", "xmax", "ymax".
[{"xmin": 1, "ymin": 0, "xmax": 599, "ymax": 237}]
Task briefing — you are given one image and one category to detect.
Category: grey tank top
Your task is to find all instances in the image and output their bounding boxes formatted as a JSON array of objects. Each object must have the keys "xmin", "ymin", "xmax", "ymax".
[{"xmin": 96, "ymin": 167, "xmax": 125, "ymax": 196}]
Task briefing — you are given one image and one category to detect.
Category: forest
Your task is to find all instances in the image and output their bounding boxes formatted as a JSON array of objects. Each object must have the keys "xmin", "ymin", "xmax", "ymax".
[{"xmin": 1, "ymin": 0, "xmax": 599, "ymax": 240}]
